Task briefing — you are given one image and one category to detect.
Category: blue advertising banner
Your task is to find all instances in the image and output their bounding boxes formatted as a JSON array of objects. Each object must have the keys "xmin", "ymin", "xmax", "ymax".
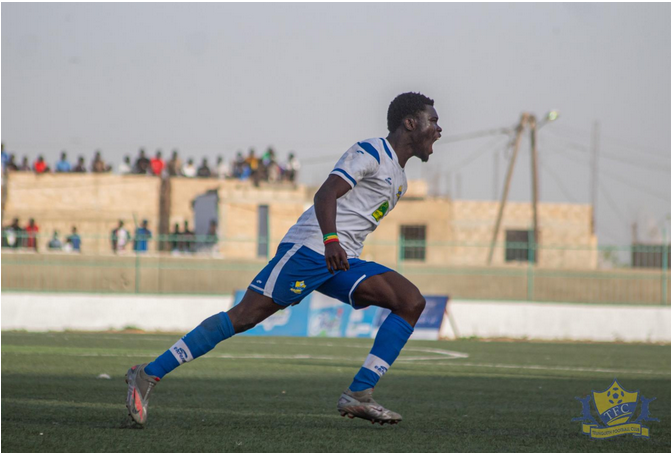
[
  {"xmin": 373, "ymin": 296, "xmax": 448, "ymax": 340},
  {"xmin": 233, "ymin": 290, "xmax": 310, "ymax": 337},
  {"xmin": 232, "ymin": 290, "xmax": 448, "ymax": 340}
]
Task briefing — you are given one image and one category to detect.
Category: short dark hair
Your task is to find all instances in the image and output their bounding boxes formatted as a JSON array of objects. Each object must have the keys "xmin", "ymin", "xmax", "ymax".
[{"xmin": 387, "ymin": 92, "xmax": 435, "ymax": 132}]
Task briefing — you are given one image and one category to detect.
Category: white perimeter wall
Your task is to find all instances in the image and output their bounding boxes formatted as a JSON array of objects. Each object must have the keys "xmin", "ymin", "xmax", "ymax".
[
  {"xmin": 2, "ymin": 293, "xmax": 670, "ymax": 342},
  {"xmin": 1, "ymin": 293, "xmax": 233, "ymax": 332},
  {"xmin": 442, "ymin": 300, "xmax": 671, "ymax": 343}
]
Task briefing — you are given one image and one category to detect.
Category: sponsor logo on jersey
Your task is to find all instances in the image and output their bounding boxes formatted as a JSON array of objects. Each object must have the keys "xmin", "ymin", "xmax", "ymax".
[
  {"xmin": 574, "ymin": 379, "xmax": 658, "ymax": 439},
  {"xmin": 372, "ymin": 201, "xmax": 389, "ymax": 222},
  {"xmin": 290, "ymin": 280, "xmax": 307, "ymax": 294},
  {"xmin": 385, "ymin": 177, "xmax": 392, "ymax": 185}
]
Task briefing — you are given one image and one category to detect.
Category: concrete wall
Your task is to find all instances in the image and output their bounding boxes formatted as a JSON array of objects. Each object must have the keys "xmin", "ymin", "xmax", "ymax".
[
  {"xmin": 1, "ymin": 293, "xmax": 233, "ymax": 332},
  {"xmin": 2, "ymin": 293, "xmax": 669, "ymax": 342},
  {"xmin": 442, "ymin": 300, "xmax": 671, "ymax": 343},
  {"xmin": 2, "ymin": 172, "xmax": 161, "ymax": 253},
  {"xmin": 2, "ymin": 252, "xmax": 668, "ymax": 305}
]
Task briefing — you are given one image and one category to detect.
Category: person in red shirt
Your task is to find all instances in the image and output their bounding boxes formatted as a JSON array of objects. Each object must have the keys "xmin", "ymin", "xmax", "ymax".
[
  {"xmin": 150, "ymin": 151, "xmax": 165, "ymax": 176},
  {"xmin": 33, "ymin": 155, "xmax": 49, "ymax": 173},
  {"xmin": 25, "ymin": 218, "xmax": 39, "ymax": 250}
]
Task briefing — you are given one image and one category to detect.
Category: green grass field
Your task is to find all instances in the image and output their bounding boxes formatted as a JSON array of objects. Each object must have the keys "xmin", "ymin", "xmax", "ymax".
[{"xmin": 2, "ymin": 331, "xmax": 670, "ymax": 452}]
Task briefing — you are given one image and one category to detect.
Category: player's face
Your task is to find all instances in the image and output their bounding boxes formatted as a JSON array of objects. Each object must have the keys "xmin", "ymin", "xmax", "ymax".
[{"xmin": 412, "ymin": 106, "xmax": 442, "ymax": 162}]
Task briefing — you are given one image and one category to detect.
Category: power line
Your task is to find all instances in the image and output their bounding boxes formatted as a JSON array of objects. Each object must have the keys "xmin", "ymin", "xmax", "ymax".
[
  {"xmin": 539, "ymin": 158, "xmax": 578, "ymax": 203},
  {"xmin": 598, "ymin": 167, "xmax": 670, "ymax": 204},
  {"xmin": 436, "ymin": 126, "xmax": 513, "ymax": 144},
  {"xmin": 448, "ymin": 135, "xmax": 511, "ymax": 172},
  {"xmin": 599, "ymin": 183, "xmax": 629, "ymax": 221},
  {"xmin": 547, "ymin": 124, "xmax": 670, "ymax": 161},
  {"xmin": 543, "ymin": 130, "xmax": 671, "ymax": 172}
]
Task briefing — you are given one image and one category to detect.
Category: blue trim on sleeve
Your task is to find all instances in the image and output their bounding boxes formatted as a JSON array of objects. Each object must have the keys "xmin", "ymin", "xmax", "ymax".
[
  {"xmin": 358, "ymin": 142, "xmax": 380, "ymax": 164},
  {"xmin": 332, "ymin": 168, "xmax": 357, "ymax": 186},
  {"xmin": 380, "ymin": 138, "xmax": 394, "ymax": 160}
]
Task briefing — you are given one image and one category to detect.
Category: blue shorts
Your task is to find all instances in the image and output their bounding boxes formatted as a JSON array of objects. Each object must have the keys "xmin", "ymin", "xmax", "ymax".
[{"xmin": 248, "ymin": 242, "xmax": 393, "ymax": 308}]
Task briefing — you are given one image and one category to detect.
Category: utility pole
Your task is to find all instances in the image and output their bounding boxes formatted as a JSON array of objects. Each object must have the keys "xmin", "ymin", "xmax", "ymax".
[
  {"xmin": 529, "ymin": 115, "xmax": 540, "ymax": 251},
  {"xmin": 493, "ymin": 149, "xmax": 499, "ymax": 200},
  {"xmin": 487, "ymin": 113, "xmax": 528, "ymax": 264},
  {"xmin": 456, "ymin": 173, "xmax": 462, "ymax": 200},
  {"xmin": 591, "ymin": 121, "xmax": 600, "ymax": 235}
]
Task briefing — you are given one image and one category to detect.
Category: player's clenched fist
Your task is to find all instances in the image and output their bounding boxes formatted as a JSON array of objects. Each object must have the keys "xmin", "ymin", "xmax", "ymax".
[{"xmin": 325, "ymin": 241, "xmax": 350, "ymax": 274}]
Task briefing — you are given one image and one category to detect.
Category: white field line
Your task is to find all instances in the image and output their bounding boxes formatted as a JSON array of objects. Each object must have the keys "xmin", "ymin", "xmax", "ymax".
[{"xmin": 4, "ymin": 347, "xmax": 669, "ymax": 376}]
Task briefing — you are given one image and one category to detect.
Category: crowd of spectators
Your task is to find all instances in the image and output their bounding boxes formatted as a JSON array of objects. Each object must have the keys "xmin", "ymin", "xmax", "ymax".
[
  {"xmin": 1, "ymin": 218, "xmax": 82, "ymax": 252},
  {"xmin": 2, "ymin": 142, "xmax": 301, "ymax": 185},
  {"xmin": 2, "ymin": 216, "xmax": 222, "ymax": 255}
]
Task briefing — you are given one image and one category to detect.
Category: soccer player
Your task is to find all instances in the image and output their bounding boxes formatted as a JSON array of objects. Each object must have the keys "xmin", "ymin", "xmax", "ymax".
[{"xmin": 125, "ymin": 92, "xmax": 442, "ymax": 426}]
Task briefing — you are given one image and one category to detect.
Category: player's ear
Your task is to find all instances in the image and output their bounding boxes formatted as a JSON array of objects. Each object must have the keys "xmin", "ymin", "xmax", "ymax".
[{"xmin": 403, "ymin": 116, "xmax": 417, "ymax": 132}]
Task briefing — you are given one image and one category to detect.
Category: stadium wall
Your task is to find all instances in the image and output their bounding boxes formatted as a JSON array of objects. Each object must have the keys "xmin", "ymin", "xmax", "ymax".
[{"xmin": 2, "ymin": 293, "xmax": 669, "ymax": 342}]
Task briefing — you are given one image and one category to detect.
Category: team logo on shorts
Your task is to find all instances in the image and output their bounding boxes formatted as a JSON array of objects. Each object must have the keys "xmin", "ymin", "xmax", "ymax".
[
  {"xmin": 290, "ymin": 281, "xmax": 307, "ymax": 294},
  {"xmin": 573, "ymin": 379, "xmax": 658, "ymax": 439}
]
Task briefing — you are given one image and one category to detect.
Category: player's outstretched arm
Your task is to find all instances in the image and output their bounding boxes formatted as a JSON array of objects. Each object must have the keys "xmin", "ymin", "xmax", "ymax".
[{"xmin": 314, "ymin": 174, "xmax": 352, "ymax": 274}]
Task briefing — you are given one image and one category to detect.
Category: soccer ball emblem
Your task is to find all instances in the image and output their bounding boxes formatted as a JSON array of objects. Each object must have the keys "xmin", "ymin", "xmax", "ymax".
[{"xmin": 607, "ymin": 387, "xmax": 623, "ymax": 405}]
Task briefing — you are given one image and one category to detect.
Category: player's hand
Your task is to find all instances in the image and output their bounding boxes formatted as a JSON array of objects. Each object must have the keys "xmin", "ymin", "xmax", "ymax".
[{"xmin": 324, "ymin": 241, "xmax": 350, "ymax": 274}]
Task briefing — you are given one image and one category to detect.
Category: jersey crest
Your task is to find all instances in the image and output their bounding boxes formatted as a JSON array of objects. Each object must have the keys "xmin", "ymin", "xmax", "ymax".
[{"xmin": 372, "ymin": 201, "xmax": 389, "ymax": 222}]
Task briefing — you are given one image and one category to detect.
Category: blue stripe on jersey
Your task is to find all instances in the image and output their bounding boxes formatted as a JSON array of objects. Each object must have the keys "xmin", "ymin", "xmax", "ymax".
[
  {"xmin": 380, "ymin": 138, "xmax": 394, "ymax": 160},
  {"xmin": 332, "ymin": 168, "xmax": 357, "ymax": 186},
  {"xmin": 358, "ymin": 142, "xmax": 380, "ymax": 164}
]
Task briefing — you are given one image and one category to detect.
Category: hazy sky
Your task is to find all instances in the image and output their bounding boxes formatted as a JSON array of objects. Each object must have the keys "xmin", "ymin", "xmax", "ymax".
[{"xmin": 2, "ymin": 2, "xmax": 670, "ymax": 246}]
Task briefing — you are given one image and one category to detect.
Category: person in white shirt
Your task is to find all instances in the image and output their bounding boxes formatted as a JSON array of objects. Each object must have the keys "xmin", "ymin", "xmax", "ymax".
[
  {"xmin": 125, "ymin": 92, "xmax": 443, "ymax": 428},
  {"xmin": 215, "ymin": 155, "xmax": 229, "ymax": 179},
  {"xmin": 181, "ymin": 158, "xmax": 197, "ymax": 178},
  {"xmin": 118, "ymin": 156, "xmax": 132, "ymax": 175}
]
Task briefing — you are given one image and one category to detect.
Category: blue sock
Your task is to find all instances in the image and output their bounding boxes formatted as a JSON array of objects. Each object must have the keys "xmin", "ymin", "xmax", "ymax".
[
  {"xmin": 144, "ymin": 311, "xmax": 235, "ymax": 379},
  {"xmin": 349, "ymin": 313, "xmax": 414, "ymax": 391}
]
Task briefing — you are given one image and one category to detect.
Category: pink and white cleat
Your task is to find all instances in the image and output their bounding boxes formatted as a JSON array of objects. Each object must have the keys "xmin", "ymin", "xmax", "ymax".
[{"xmin": 125, "ymin": 363, "xmax": 159, "ymax": 426}]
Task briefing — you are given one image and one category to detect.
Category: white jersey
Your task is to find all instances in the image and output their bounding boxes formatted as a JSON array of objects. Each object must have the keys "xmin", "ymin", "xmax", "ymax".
[{"xmin": 281, "ymin": 137, "xmax": 407, "ymax": 258}]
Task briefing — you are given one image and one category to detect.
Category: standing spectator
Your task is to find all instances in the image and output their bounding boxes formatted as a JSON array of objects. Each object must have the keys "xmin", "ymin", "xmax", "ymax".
[
  {"xmin": 206, "ymin": 219, "xmax": 219, "ymax": 253},
  {"xmin": 92, "ymin": 151, "xmax": 108, "ymax": 173},
  {"xmin": 65, "ymin": 226, "xmax": 82, "ymax": 252},
  {"xmin": 73, "ymin": 156, "xmax": 87, "ymax": 173},
  {"xmin": 2, "ymin": 218, "xmax": 23, "ymax": 248},
  {"xmin": 118, "ymin": 155, "xmax": 132, "ymax": 175},
  {"xmin": 6, "ymin": 154, "xmax": 19, "ymax": 172},
  {"xmin": 111, "ymin": 220, "xmax": 130, "ymax": 254},
  {"xmin": 215, "ymin": 155, "xmax": 229, "ymax": 179},
  {"xmin": 170, "ymin": 223, "xmax": 181, "ymax": 253},
  {"xmin": 245, "ymin": 149, "xmax": 259, "ymax": 175},
  {"xmin": 197, "ymin": 158, "xmax": 211, "ymax": 178},
  {"xmin": 134, "ymin": 219, "xmax": 152, "ymax": 253},
  {"xmin": 151, "ymin": 151, "xmax": 165, "ymax": 177},
  {"xmin": 55, "ymin": 152, "xmax": 72, "ymax": 173},
  {"xmin": 134, "ymin": 149, "xmax": 150, "ymax": 174},
  {"xmin": 25, "ymin": 218, "xmax": 39, "ymax": 250},
  {"xmin": 232, "ymin": 152, "xmax": 245, "ymax": 178},
  {"xmin": 1, "ymin": 142, "xmax": 8, "ymax": 173},
  {"xmin": 265, "ymin": 149, "xmax": 281, "ymax": 182},
  {"xmin": 48, "ymin": 231, "xmax": 63, "ymax": 250},
  {"xmin": 182, "ymin": 220, "xmax": 195, "ymax": 253},
  {"xmin": 19, "ymin": 156, "xmax": 31, "ymax": 171},
  {"xmin": 284, "ymin": 152, "xmax": 301, "ymax": 183},
  {"xmin": 167, "ymin": 150, "xmax": 182, "ymax": 177},
  {"xmin": 181, "ymin": 158, "xmax": 197, "ymax": 178},
  {"xmin": 33, "ymin": 155, "xmax": 49, "ymax": 173}
]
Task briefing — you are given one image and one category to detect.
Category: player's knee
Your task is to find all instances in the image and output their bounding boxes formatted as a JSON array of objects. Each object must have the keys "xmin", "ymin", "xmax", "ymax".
[{"xmin": 410, "ymin": 294, "xmax": 426, "ymax": 317}]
